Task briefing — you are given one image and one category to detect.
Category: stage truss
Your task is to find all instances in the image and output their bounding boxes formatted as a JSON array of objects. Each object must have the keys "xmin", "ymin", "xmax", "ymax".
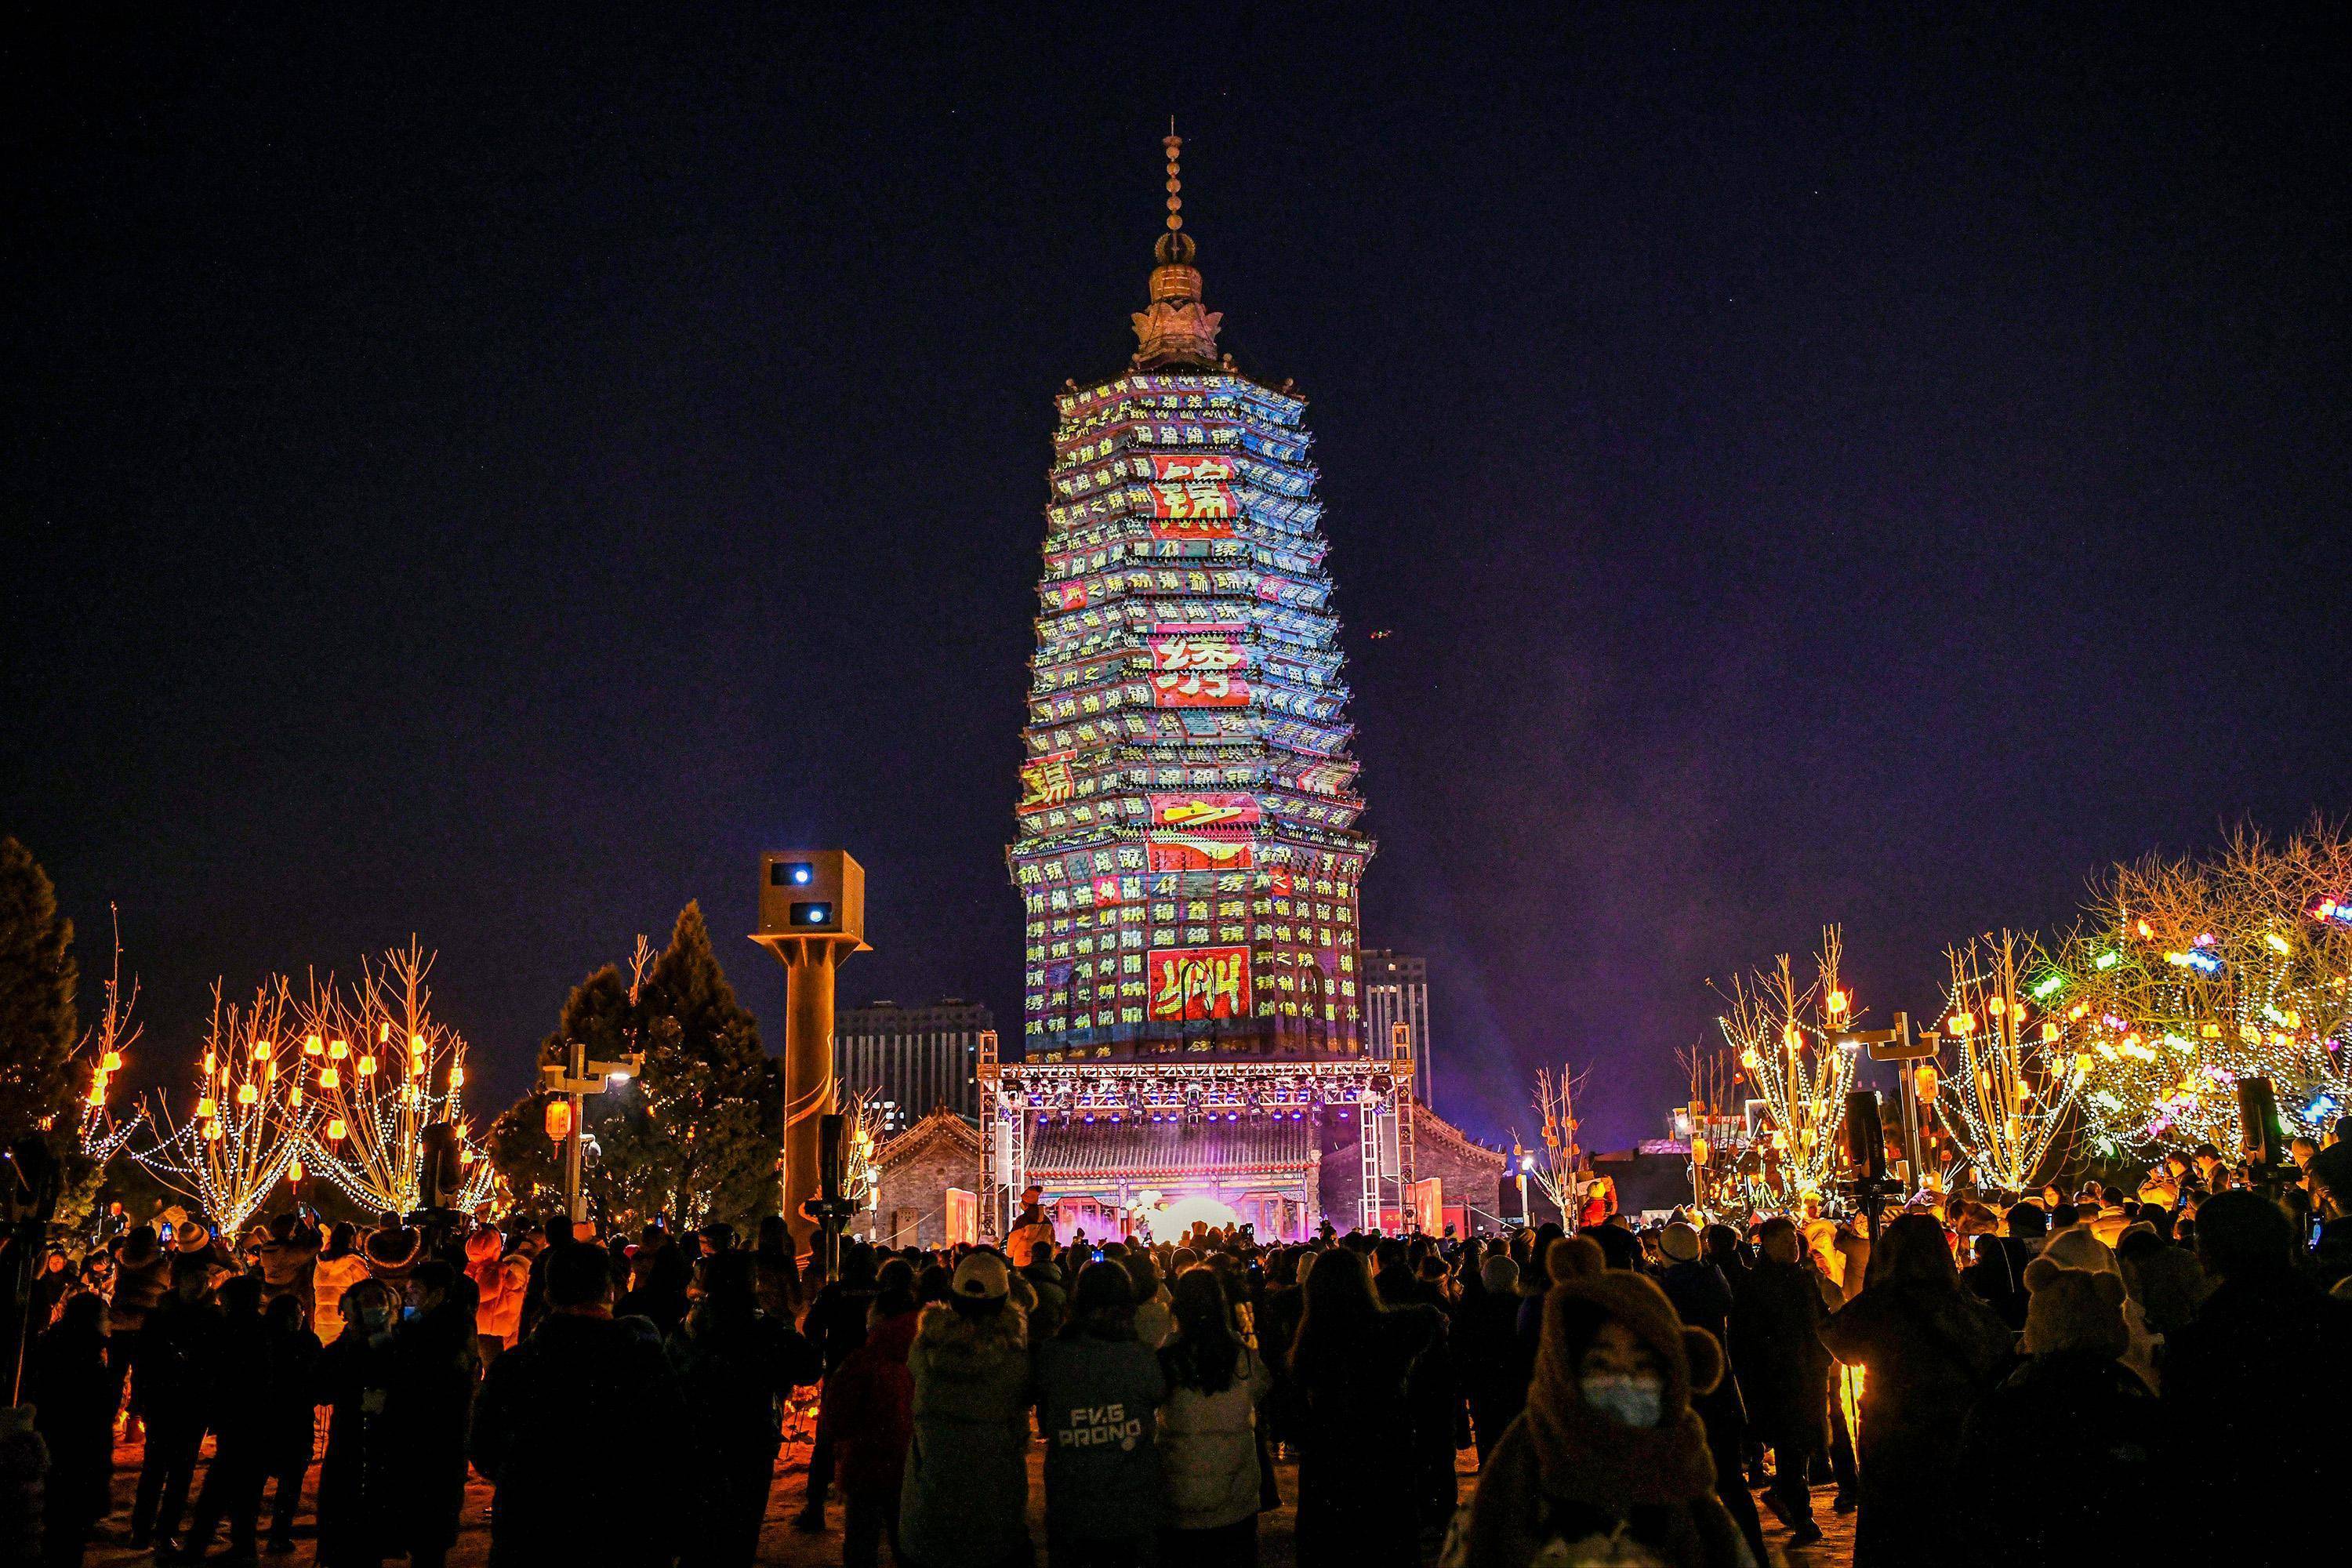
[{"xmin": 977, "ymin": 1030, "xmax": 1417, "ymax": 1236}]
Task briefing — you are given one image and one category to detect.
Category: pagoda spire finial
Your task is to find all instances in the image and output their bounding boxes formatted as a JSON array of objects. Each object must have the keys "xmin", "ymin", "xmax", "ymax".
[{"xmin": 1132, "ymin": 125, "xmax": 1222, "ymax": 368}]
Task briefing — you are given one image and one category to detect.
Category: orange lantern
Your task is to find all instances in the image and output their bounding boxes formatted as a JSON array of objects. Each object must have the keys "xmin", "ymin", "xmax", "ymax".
[
  {"xmin": 545, "ymin": 1099, "xmax": 574, "ymax": 1142},
  {"xmin": 325, "ymin": 1116, "xmax": 348, "ymax": 1142}
]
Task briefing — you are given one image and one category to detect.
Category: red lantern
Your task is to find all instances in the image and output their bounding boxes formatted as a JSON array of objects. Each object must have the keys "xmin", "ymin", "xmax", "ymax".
[{"xmin": 545, "ymin": 1098, "xmax": 574, "ymax": 1143}]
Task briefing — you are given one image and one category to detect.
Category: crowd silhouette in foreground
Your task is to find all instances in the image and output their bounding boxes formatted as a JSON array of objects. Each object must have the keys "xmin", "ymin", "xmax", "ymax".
[{"xmin": 6, "ymin": 1116, "xmax": 2351, "ymax": 1568}]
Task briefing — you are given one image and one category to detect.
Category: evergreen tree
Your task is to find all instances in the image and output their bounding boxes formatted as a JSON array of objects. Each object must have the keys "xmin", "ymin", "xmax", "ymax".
[
  {"xmin": 489, "ymin": 905, "xmax": 779, "ymax": 1230},
  {"xmin": 0, "ymin": 837, "xmax": 80, "ymax": 1148}
]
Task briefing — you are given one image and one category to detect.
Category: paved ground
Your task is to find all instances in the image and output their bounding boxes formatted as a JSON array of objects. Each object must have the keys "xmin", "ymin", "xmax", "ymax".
[{"xmin": 85, "ymin": 1431, "xmax": 1854, "ymax": 1566}]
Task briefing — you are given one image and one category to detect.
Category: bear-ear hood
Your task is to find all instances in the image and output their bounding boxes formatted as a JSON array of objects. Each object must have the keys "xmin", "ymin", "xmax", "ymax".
[{"xmin": 1520, "ymin": 1240, "xmax": 1722, "ymax": 1507}]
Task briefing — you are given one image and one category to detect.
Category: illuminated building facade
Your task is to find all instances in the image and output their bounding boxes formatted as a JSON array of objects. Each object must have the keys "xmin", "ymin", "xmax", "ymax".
[
  {"xmin": 836, "ymin": 997, "xmax": 993, "ymax": 1131},
  {"xmin": 1361, "ymin": 949, "xmax": 1433, "ymax": 1108},
  {"xmin": 985, "ymin": 136, "xmax": 1412, "ymax": 1240}
]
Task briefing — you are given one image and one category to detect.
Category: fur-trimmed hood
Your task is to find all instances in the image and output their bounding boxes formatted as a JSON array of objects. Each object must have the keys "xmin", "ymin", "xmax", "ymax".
[{"xmin": 908, "ymin": 1298, "xmax": 1029, "ymax": 1421}]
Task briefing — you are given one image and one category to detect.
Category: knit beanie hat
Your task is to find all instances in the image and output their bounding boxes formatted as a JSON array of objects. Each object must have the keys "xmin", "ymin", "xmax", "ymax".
[
  {"xmin": 1659, "ymin": 1221, "xmax": 1702, "ymax": 1263},
  {"xmin": 2022, "ymin": 1255, "xmax": 2128, "ymax": 1358},
  {"xmin": 1480, "ymin": 1254, "xmax": 1522, "ymax": 1294}
]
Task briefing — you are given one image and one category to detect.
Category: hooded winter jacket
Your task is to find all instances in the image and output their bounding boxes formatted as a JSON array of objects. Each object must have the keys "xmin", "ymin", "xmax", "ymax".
[{"xmin": 899, "ymin": 1301, "xmax": 1033, "ymax": 1568}]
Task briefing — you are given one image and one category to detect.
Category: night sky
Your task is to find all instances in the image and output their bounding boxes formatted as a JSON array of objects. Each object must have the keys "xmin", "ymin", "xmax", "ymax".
[{"xmin": 7, "ymin": 8, "xmax": 2346, "ymax": 1154}]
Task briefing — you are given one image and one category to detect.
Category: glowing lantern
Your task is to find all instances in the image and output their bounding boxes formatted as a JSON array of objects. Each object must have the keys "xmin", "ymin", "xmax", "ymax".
[
  {"xmin": 2075, "ymin": 1052, "xmax": 2094, "ymax": 1076},
  {"xmin": 2200, "ymin": 1023, "xmax": 2222, "ymax": 1039},
  {"xmin": 410, "ymin": 1033, "xmax": 426, "ymax": 1053},
  {"xmin": 289, "ymin": 1156, "xmax": 303, "ymax": 1181},
  {"xmin": 85, "ymin": 1080, "xmax": 107, "ymax": 1107},
  {"xmin": 1739, "ymin": 1047, "xmax": 1761, "ymax": 1070},
  {"xmin": 459, "ymin": 1147, "xmax": 476, "ymax": 1166},
  {"xmin": 1949, "ymin": 1012, "xmax": 1975, "ymax": 1036},
  {"xmin": 203, "ymin": 1120, "xmax": 222, "ymax": 1142},
  {"xmin": 379, "ymin": 1021, "xmax": 391, "ymax": 1044},
  {"xmin": 318, "ymin": 1067, "xmax": 339, "ymax": 1091},
  {"xmin": 252, "ymin": 1042, "xmax": 270, "ymax": 1061},
  {"xmin": 328, "ymin": 1038, "xmax": 348, "ymax": 1059},
  {"xmin": 1781, "ymin": 1024, "xmax": 1802, "ymax": 1052},
  {"xmin": 195, "ymin": 1094, "xmax": 218, "ymax": 1120},
  {"xmin": 1987, "ymin": 996, "xmax": 2007, "ymax": 1017},
  {"xmin": 304, "ymin": 1034, "xmax": 324, "ymax": 1056},
  {"xmin": 325, "ymin": 1116, "xmax": 348, "ymax": 1142},
  {"xmin": 1825, "ymin": 989, "xmax": 1849, "ymax": 1018},
  {"xmin": 545, "ymin": 1099, "xmax": 575, "ymax": 1142},
  {"xmin": 203, "ymin": 1050, "xmax": 217, "ymax": 1075},
  {"xmin": 2042, "ymin": 1021, "xmax": 2060, "ymax": 1043},
  {"xmin": 448, "ymin": 1065, "xmax": 466, "ymax": 1087},
  {"xmin": 236, "ymin": 1083, "xmax": 258, "ymax": 1105},
  {"xmin": 100, "ymin": 1049, "xmax": 123, "ymax": 1072},
  {"xmin": 289, "ymin": 1085, "xmax": 303, "ymax": 1106},
  {"xmin": 1913, "ymin": 1064, "xmax": 1938, "ymax": 1102},
  {"xmin": 358, "ymin": 1054, "xmax": 377, "ymax": 1076}
]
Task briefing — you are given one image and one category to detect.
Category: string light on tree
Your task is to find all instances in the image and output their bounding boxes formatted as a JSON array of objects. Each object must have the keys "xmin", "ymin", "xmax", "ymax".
[
  {"xmin": 128, "ymin": 980, "xmax": 310, "ymax": 1234},
  {"xmin": 293, "ymin": 940, "xmax": 494, "ymax": 1212},
  {"xmin": 1933, "ymin": 930, "xmax": 2087, "ymax": 1193},
  {"xmin": 1715, "ymin": 927, "xmax": 1860, "ymax": 1207},
  {"xmin": 2058, "ymin": 825, "xmax": 2352, "ymax": 1156},
  {"xmin": 75, "ymin": 908, "xmax": 147, "ymax": 1165}
]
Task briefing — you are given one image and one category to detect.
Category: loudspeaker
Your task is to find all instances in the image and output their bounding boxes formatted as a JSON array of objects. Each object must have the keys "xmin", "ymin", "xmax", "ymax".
[
  {"xmin": 1844, "ymin": 1090, "xmax": 1886, "ymax": 1181},
  {"xmin": 818, "ymin": 1112, "xmax": 847, "ymax": 1203},
  {"xmin": 416, "ymin": 1121, "xmax": 463, "ymax": 1211},
  {"xmin": 1497, "ymin": 1173, "xmax": 1526, "ymax": 1225},
  {"xmin": 2238, "ymin": 1076, "xmax": 2285, "ymax": 1167}
]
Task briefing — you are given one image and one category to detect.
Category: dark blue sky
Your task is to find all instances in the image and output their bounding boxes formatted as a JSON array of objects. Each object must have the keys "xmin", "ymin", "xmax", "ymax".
[{"xmin": 7, "ymin": 6, "xmax": 2346, "ymax": 1152}]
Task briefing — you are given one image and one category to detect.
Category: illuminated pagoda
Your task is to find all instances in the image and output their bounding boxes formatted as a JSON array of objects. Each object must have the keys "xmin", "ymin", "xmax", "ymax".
[{"xmin": 985, "ymin": 135, "xmax": 1409, "ymax": 1241}]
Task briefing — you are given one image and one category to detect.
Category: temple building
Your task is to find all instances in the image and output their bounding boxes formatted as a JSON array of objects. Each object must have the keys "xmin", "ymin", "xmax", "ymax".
[{"xmin": 978, "ymin": 136, "xmax": 1429, "ymax": 1240}]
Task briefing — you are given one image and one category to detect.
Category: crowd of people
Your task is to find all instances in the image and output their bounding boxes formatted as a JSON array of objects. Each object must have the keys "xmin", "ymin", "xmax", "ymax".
[{"xmin": 4, "ymin": 1116, "xmax": 2348, "ymax": 1568}]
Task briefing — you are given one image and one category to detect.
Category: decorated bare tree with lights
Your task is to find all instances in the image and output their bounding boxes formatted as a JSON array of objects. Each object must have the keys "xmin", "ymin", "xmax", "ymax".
[
  {"xmin": 1933, "ymin": 930, "xmax": 2089, "ymax": 1193},
  {"xmin": 292, "ymin": 941, "xmax": 492, "ymax": 1213},
  {"xmin": 1715, "ymin": 927, "xmax": 1860, "ymax": 1205},
  {"xmin": 1672, "ymin": 1041, "xmax": 1742, "ymax": 1212},
  {"xmin": 2058, "ymin": 823, "xmax": 2352, "ymax": 1157},
  {"xmin": 76, "ymin": 909, "xmax": 147, "ymax": 1165},
  {"xmin": 129, "ymin": 980, "xmax": 310, "ymax": 1234},
  {"xmin": 1521, "ymin": 1060, "xmax": 1591, "ymax": 1225}
]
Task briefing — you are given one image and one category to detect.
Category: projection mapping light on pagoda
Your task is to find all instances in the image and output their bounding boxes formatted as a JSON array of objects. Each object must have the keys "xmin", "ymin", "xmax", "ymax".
[
  {"xmin": 1009, "ymin": 138, "xmax": 1371, "ymax": 1067},
  {"xmin": 985, "ymin": 136, "xmax": 1410, "ymax": 1243}
]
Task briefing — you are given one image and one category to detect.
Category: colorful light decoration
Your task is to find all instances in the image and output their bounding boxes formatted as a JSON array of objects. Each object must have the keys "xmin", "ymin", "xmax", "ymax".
[
  {"xmin": 1715, "ymin": 927, "xmax": 1860, "ymax": 1206},
  {"xmin": 1007, "ymin": 136, "xmax": 1370, "ymax": 1064},
  {"xmin": 292, "ymin": 940, "xmax": 495, "ymax": 1212},
  {"xmin": 128, "ymin": 981, "xmax": 310, "ymax": 1234},
  {"xmin": 1934, "ymin": 931, "xmax": 2086, "ymax": 1193},
  {"xmin": 2058, "ymin": 826, "xmax": 2352, "ymax": 1156}
]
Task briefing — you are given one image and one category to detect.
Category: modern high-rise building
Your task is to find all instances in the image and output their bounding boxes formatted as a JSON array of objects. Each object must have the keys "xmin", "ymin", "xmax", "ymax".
[
  {"xmin": 979, "ymin": 135, "xmax": 1411, "ymax": 1242},
  {"xmin": 835, "ymin": 998, "xmax": 993, "ymax": 1132},
  {"xmin": 1359, "ymin": 949, "xmax": 1432, "ymax": 1109},
  {"xmin": 1007, "ymin": 136, "xmax": 1372, "ymax": 1065}
]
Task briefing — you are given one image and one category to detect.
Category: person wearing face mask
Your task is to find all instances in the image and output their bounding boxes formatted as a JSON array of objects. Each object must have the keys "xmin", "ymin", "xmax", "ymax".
[
  {"xmin": 1447, "ymin": 1235, "xmax": 1752, "ymax": 1567},
  {"xmin": 316, "ymin": 1277, "xmax": 401, "ymax": 1568}
]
